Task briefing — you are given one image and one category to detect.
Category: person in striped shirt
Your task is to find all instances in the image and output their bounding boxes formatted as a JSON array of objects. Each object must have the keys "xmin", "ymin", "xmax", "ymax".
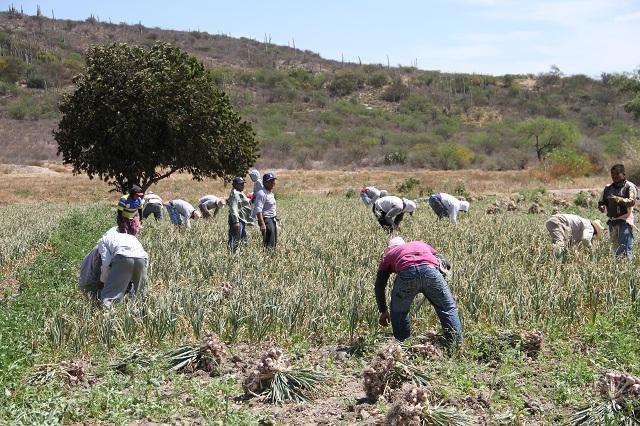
[{"xmin": 117, "ymin": 184, "xmax": 144, "ymax": 237}]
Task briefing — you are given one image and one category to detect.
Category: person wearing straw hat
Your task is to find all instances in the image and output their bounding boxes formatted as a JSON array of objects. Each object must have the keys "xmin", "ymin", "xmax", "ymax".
[
  {"xmin": 360, "ymin": 186, "xmax": 389, "ymax": 207},
  {"xmin": 545, "ymin": 213, "xmax": 604, "ymax": 256},
  {"xmin": 374, "ymin": 236, "xmax": 462, "ymax": 343},
  {"xmin": 428, "ymin": 192, "xmax": 469, "ymax": 223},
  {"xmin": 166, "ymin": 199, "xmax": 201, "ymax": 229},
  {"xmin": 372, "ymin": 195, "xmax": 417, "ymax": 231},
  {"xmin": 198, "ymin": 195, "xmax": 226, "ymax": 219}
]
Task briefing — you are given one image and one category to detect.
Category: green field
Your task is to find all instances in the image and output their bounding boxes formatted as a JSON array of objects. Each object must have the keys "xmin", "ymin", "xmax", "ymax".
[{"xmin": 0, "ymin": 197, "xmax": 639, "ymax": 424}]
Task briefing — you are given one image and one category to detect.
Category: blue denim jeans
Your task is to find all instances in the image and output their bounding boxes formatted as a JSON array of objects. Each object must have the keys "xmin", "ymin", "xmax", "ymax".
[
  {"xmin": 228, "ymin": 221, "xmax": 247, "ymax": 253},
  {"xmin": 390, "ymin": 264, "xmax": 462, "ymax": 343},
  {"xmin": 428, "ymin": 194, "xmax": 448, "ymax": 219},
  {"xmin": 610, "ymin": 222, "xmax": 633, "ymax": 259},
  {"xmin": 165, "ymin": 204, "xmax": 184, "ymax": 226}
]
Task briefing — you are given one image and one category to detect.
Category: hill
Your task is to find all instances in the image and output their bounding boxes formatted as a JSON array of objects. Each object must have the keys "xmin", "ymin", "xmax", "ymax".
[{"xmin": 0, "ymin": 9, "xmax": 639, "ymax": 172}]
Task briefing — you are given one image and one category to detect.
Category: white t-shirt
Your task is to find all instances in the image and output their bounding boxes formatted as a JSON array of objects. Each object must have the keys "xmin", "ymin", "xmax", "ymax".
[
  {"xmin": 143, "ymin": 192, "xmax": 163, "ymax": 205},
  {"xmin": 439, "ymin": 192, "xmax": 465, "ymax": 223},
  {"xmin": 199, "ymin": 195, "xmax": 224, "ymax": 209},
  {"xmin": 96, "ymin": 227, "xmax": 148, "ymax": 282},
  {"xmin": 254, "ymin": 189, "xmax": 277, "ymax": 218}
]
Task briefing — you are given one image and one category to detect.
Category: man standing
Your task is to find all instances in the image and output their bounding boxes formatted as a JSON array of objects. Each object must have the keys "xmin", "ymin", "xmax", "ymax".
[
  {"xmin": 598, "ymin": 164, "xmax": 637, "ymax": 258},
  {"xmin": 142, "ymin": 191, "xmax": 164, "ymax": 221},
  {"xmin": 545, "ymin": 213, "xmax": 603, "ymax": 256},
  {"xmin": 117, "ymin": 184, "xmax": 144, "ymax": 237},
  {"xmin": 360, "ymin": 186, "xmax": 388, "ymax": 207},
  {"xmin": 79, "ymin": 227, "xmax": 149, "ymax": 309},
  {"xmin": 254, "ymin": 172, "xmax": 278, "ymax": 249},
  {"xmin": 166, "ymin": 199, "xmax": 201, "ymax": 229},
  {"xmin": 374, "ymin": 237, "xmax": 462, "ymax": 343},
  {"xmin": 428, "ymin": 192, "xmax": 469, "ymax": 223},
  {"xmin": 373, "ymin": 195, "xmax": 417, "ymax": 231},
  {"xmin": 198, "ymin": 195, "xmax": 226, "ymax": 219},
  {"xmin": 227, "ymin": 176, "xmax": 252, "ymax": 252}
]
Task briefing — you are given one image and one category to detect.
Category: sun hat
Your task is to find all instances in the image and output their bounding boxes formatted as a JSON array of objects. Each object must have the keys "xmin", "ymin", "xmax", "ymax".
[
  {"xmin": 192, "ymin": 210, "xmax": 202, "ymax": 219},
  {"xmin": 403, "ymin": 199, "xmax": 417, "ymax": 213},
  {"xmin": 460, "ymin": 200, "xmax": 470, "ymax": 212},
  {"xmin": 591, "ymin": 219, "xmax": 604, "ymax": 239},
  {"xmin": 388, "ymin": 236, "xmax": 405, "ymax": 248}
]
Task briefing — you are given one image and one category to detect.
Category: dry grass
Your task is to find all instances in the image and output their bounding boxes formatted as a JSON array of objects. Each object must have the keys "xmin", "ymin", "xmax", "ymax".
[{"xmin": 0, "ymin": 167, "xmax": 608, "ymax": 204}]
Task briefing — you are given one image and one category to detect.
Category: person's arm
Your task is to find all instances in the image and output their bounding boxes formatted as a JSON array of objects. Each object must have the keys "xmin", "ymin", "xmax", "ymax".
[
  {"xmin": 254, "ymin": 192, "xmax": 266, "ymax": 234},
  {"xmin": 97, "ymin": 239, "xmax": 112, "ymax": 283},
  {"xmin": 598, "ymin": 188, "xmax": 607, "ymax": 212},
  {"xmin": 618, "ymin": 183, "xmax": 637, "ymax": 207},
  {"xmin": 385, "ymin": 206, "xmax": 402, "ymax": 226},
  {"xmin": 449, "ymin": 206, "xmax": 458, "ymax": 223},
  {"xmin": 375, "ymin": 268, "xmax": 392, "ymax": 326}
]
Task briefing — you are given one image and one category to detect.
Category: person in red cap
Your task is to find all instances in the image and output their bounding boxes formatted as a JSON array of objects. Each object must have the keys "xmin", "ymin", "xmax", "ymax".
[
  {"xmin": 117, "ymin": 184, "xmax": 144, "ymax": 237},
  {"xmin": 254, "ymin": 172, "xmax": 278, "ymax": 249}
]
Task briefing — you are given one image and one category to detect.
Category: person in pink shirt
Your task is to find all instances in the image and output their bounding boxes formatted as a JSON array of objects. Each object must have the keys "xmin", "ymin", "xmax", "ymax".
[{"xmin": 375, "ymin": 237, "xmax": 462, "ymax": 343}]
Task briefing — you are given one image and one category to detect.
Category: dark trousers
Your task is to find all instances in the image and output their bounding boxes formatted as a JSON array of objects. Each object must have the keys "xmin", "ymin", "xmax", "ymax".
[
  {"xmin": 228, "ymin": 221, "xmax": 247, "ymax": 253},
  {"xmin": 264, "ymin": 217, "xmax": 277, "ymax": 249},
  {"xmin": 142, "ymin": 204, "xmax": 163, "ymax": 221},
  {"xmin": 428, "ymin": 195, "xmax": 448, "ymax": 219}
]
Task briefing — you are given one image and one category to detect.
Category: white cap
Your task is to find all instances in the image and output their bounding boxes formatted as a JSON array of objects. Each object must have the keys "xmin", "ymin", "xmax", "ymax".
[
  {"xmin": 380, "ymin": 190, "xmax": 389, "ymax": 197},
  {"xmin": 403, "ymin": 199, "xmax": 417, "ymax": 213},
  {"xmin": 388, "ymin": 236, "xmax": 405, "ymax": 248},
  {"xmin": 460, "ymin": 201, "xmax": 470, "ymax": 212}
]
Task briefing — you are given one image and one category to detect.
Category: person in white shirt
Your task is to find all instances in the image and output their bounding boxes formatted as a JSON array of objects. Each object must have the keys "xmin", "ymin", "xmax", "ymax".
[
  {"xmin": 79, "ymin": 227, "xmax": 149, "ymax": 308},
  {"xmin": 249, "ymin": 169, "xmax": 264, "ymax": 220},
  {"xmin": 373, "ymin": 195, "xmax": 417, "ymax": 231},
  {"xmin": 546, "ymin": 213, "xmax": 604, "ymax": 256},
  {"xmin": 254, "ymin": 172, "xmax": 278, "ymax": 249},
  {"xmin": 142, "ymin": 191, "xmax": 164, "ymax": 221},
  {"xmin": 428, "ymin": 193, "xmax": 470, "ymax": 223},
  {"xmin": 198, "ymin": 195, "xmax": 226, "ymax": 219},
  {"xmin": 360, "ymin": 186, "xmax": 389, "ymax": 206},
  {"xmin": 166, "ymin": 199, "xmax": 201, "ymax": 229}
]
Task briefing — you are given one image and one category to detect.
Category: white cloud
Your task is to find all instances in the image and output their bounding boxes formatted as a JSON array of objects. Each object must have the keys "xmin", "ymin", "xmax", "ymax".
[{"xmin": 614, "ymin": 10, "xmax": 640, "ymax": 22}]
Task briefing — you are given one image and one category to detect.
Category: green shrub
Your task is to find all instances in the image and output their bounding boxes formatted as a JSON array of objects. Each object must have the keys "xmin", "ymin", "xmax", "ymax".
[
  {"xmin": 384, "ymin": 150, "xmax": 407, "ymax": 165},
  {"xmin": 519, "ymin": 187, "xmax": 546, "ymax": 203},
  {"xmin": 396, "ymin": 176, "xmax": 420, "ymax": 194},
  {"xmin": 399, "ymin": 95, "xmax": 431, "ymax": 114},
  {"xmin": 328, "ymin": 70, "xmax": 364, "ymax": 97},
  {"xmin": 368, "ymin": 70, "xmax": 390, "ymax": 88},
  {"xmin": 545, "ymin": 148, "xmax": 594, "ymax": 178},
  {"xmin": 380, "ymin": 80, "xmax": 410, "ymax": 102},
  {"xmin": 345, "ymin": 188, "xmax": 357, "ymax": 199}
]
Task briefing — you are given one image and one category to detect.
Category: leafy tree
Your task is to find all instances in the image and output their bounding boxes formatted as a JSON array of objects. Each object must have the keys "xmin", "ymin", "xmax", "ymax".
[
  {"xmin": 520, "ymin": 117, "xmax": 579, "ymax": 162},
  {"xmin": 55, "ymin": 43, "xmax": 258, "ymax": 192},
  {"xmin": 621, "ymin": 69, "xmax": 640, "ymax": 119}
]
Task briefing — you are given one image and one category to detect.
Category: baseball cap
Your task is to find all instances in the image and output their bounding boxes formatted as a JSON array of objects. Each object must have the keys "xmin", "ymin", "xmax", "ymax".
[
  {"xmin": 263, "ymin": 172, "xmax": 277, "ymax": 182},
  {"xmin": 232, "ymin": 176, "xmax": 246, "ymax": 184},
  {"xmin": 130, "ymin": 184, "xmax": 143, "ymax": 194}
]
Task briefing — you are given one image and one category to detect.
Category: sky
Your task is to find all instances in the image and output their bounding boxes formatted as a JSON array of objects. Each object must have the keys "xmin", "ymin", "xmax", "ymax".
[{"xmin": 6, "ymin": 0, "xmax": 640, "ymax": 76}]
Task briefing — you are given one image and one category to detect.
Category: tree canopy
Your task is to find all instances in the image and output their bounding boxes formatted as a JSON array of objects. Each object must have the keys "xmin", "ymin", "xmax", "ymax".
[
  {"xmin": 55, "ymin": 42, "xmax": 259, "ymax": 192},
  {"xmin": 520, "ymin": 117, "xmax": 579, "ymax": 162}
]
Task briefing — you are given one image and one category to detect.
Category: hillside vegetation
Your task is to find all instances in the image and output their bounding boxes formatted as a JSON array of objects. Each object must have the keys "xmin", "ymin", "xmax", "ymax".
[{"xmin": 1, "ymin": 9, "xmax": 639, "ymax": 173}]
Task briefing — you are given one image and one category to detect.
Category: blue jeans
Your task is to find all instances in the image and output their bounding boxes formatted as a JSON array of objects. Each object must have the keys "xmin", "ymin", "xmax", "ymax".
[
  {"xmin": 165, "ymin": 204, "xmax": 184, "ymax": 226},
  {"xmin": 428, "ymin": 194, "xmax": 448, "ymax": 219},
  {"xmin": 390, "ymin": 264, "xmax": 462, "ymax": 343},
  {"xmin": 228, "ymin": 221, "xmax": 247, "ymax": 253},
  {"xmin": 610, "ymin": 222, "xmax": 633, "ymax": 259}
]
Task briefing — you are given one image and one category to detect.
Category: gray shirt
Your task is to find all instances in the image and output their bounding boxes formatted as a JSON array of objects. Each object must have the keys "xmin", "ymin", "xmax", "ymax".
[{"xmin": 254, "ymin": 189, "xmax": 277, "ymax": 218}]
